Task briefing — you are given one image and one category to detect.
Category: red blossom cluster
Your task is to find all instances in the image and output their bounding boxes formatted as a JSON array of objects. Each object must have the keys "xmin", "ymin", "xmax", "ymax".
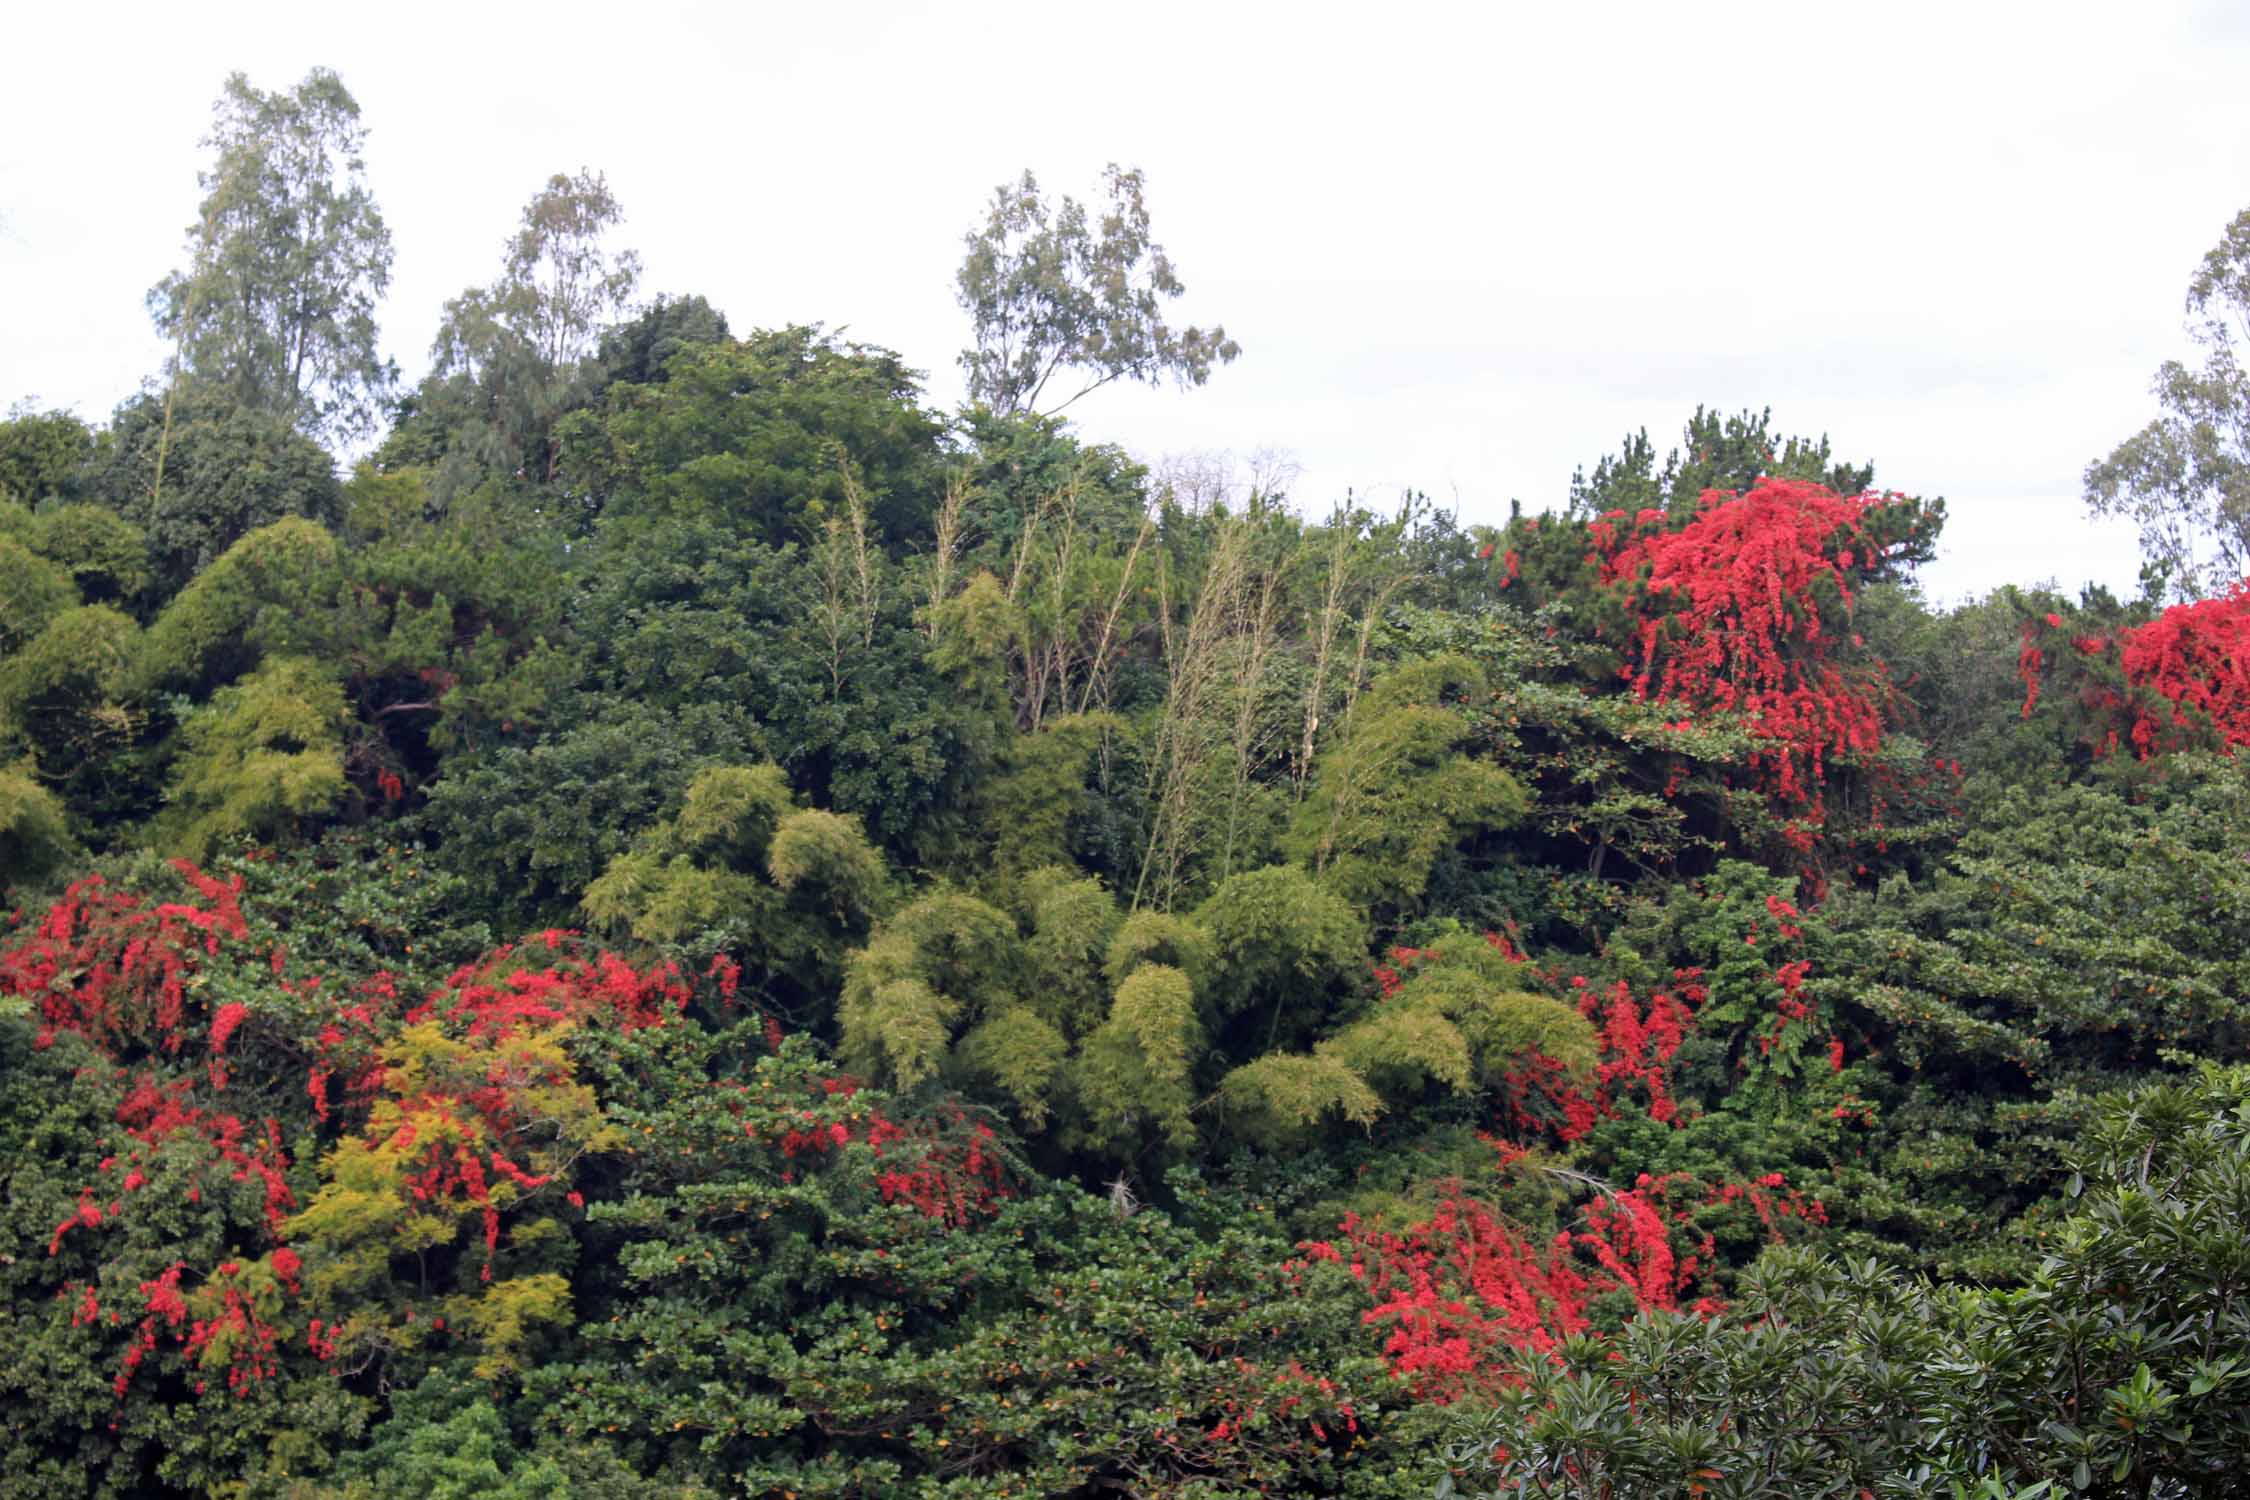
[
  {"xmin": 1482, "ymin": 928, "xmax": 1527, "ymax": 964},
  {"xmin": 114, "ymin": 1256, "xmax": 297, "ymax": 1400},
  {"xmin": 305, "ymin": 969, "xmax": 405, "ymax": 1122},
  {"xmin": 4, "ymin": 863, "xmax": 248, "ymax": 1057},
  {"xmin": 1189, "ymin": 1359, "xmax": 1358, "ymax": 1451},
  {"xmin": 1371, "ymin": 945, "xmax": 1442, "ymax": 1000},
  {"xmin": 374, "ymin": 1097, "xmax": 555, "ymax": 1277},
  {"xmin": 1495, "ymin": 971, "xmax": 1705, "ymax": 1143},
  {"xmin": 2119, "ymin": 583, "xmax": 2250, "ymax": 755},
  {"xmin": 869, "ymin": 1114, "xmax": 1007, "ymax": 1226},
  {"xmin": 2018, "ymin": 586, "xmax": 2250, "ymax": 759},
  {"xmin": 739, "ymin": 1079, "xmax": 1012, "ymax": 1227},
  {"xmin": 1706, "ymin": 1172, "xmax": 1829, "ymax": 1236},
  {"xmin": 414, "ymin": 930, "xmax": 693, "ymax": 1038},
  {"xmin": 1298, "ymin": 1184, "xmax": 1696, "ymax": 1401},
  {"xmin": 1763, "ymin": 960, "xmax": 1815, "ymax": 1058},
  {"xmin": 1592, "ymin": 478, "xmax": 1915, "ymax": 839},
  {"xmin": 117, "ymin": 1074, "xmax": 294, "ymax": 1234},
  {"xmin": 1300, "ymin": 1163, "xmax": 1826, "ymax": 1399},
  {"xmin": 302, "ymin": 947, "xmax": 704, "ymax": 1284},
  {"xmin": 46, "ymin": 1074, "xmax": 295, "ymax": 1259}
]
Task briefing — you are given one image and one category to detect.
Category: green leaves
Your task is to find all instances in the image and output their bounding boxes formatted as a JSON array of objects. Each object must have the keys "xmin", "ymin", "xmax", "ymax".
[
  {"xmin": 1447, "ymin": 1066, "xmax": 2250, "ymax": 1498},
  {"xmin": 148, "ymin": 68, "xmax": 395, "ymax": 444},
  {"xmin": 956, "ymin": 164, "xmax": 1240, "ymax": 417},
  {"xmin": 1289, "ymin": 653, "xmax": 1530, "ymax": 922},
  {"xmin": 160, "ymin": 655, "xmax": 347, "ymax": 861},
  {"xmin": 0, "ymin": 534, "xmax": 76, "ymax": 655},
  {"xmin": 585, "ymin": 764, "xmax": 888, "ymax": 1011}
]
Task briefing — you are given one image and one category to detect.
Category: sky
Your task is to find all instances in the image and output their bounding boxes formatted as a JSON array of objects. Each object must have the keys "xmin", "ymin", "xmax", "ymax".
[{"xmin": 4, "ymin": 0, "xmax": 2247, "ymax": 602}]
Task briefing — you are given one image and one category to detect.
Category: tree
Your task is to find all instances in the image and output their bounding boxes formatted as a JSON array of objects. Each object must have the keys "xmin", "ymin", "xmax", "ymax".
[
  {"xmin": 148, "ymin": 68, "xmax": 395, "ymax": 443},
  {"xmin": 1568, "ymin": 407, "xmax": 1877, "ymax": 526},
  {"xmin": 420, "ymin": 171, "xmax": 643, "ymax": 484},
  {"xmin": 1288, "ymin": 654, "xmax": 1529, "ymax": 922},
  {"xmin": 2087, "ymin": 207, "xmax": 2250, "ymax": 599},
  {"xmin": 436, "ymin": 168, "xmax": 643, "ymax": 375},
  {"xmin": 159, "ymin": 655, "xmax": 348, "ymax": 861},
  {"xmin": 581, "ymin": 762, "xmax": 890, "ymax": 1011},
  {"xmin": 956, "ymin": 164, "xmax": 1239, "ymax": 416},
  {"xmin": 0, "ymin": 404, "xmax": 93, "ymax": 505},
  {"xmin": 554, "ymin": 326, "xmax": 943, "ymax": 542},
  {"xmin": 0, "ymin": 761, "xmax": 71, "ymax": 891},
  {"xmin": 586, "ymin": 292, "xmax": 728, "ymax": 389},
  {"xmin": 0, "ymin": 535, "xmax": 77, "ymax": 655},
  {"xmin": 79, "ymin": 388, "xmax": 342, "ymax": 599}
]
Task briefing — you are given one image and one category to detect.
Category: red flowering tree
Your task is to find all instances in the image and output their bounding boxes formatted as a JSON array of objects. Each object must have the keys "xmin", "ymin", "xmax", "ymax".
[
  {"xmin": 1590, "ymin": 477, "xmax": 1938, "ymax": 856},
  {"xmin": 2016, "ymin": 582, "xmax": 2250, "ymax": 760},
  {"xmin": 1442, "ymin": 469, "xmax": 1949, "ymax": 918}
]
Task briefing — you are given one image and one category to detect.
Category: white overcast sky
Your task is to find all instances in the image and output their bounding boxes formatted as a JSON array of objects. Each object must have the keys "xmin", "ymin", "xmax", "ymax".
[{"xmin": 5, "ymin": 0, "xmax": 2247, "ymax": 602}]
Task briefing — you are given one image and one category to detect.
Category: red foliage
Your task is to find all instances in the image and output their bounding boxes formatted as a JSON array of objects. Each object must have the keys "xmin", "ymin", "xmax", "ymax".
[
  {"xmin": 1593, "ymin": 478, "xmax": 1916, "ymax": 836},
  {"xmin": 1496, "ymin": 972, "xmax": 1704, "ymax": 1143},
  {"xmin": 2119, "ymin": 583, "xmax": 2250, "ymax": 755},
  {"xmin": 2018, "ymin": 624, "xmax": 2046, "ymax": 719},
  {"xmin": 417, "ymin": 932, "xmax": 692, "ymax": 1039},
  {"xmin": 1763, "ymin": 960, "xmax": 1815, "ymax": 1058},
  {"xmin": 3, "ymin": 863, "xmax": 248, "ymax": 1058},
  {"xmin": 1300, "ymin": 1197, "xmax": 1592, "ymax": 1399},
  {"xmin": 1706, "ymin": 1172, "xmax": 1829, "ymax": 1236},
  {"xmin": 48, "ymin": 1073, "xmax": 296, "ymax": 1263},
  {"xmin": 743, "ymin": 1079, "xmax": 1013, "ymax": 1228},
  {"xmin": 1371, "ymin": 945, "xmax": 1442, "ymax": 1000},
  {"xmin": 2020, "ymin": 587, "xmax": 2250, "ymax": 760},
  {"xmin": 869, "ymin": 1114, "xmax": 1009, "ymax": 1227},
  {"xmin": 116, "ymin": 1257, "xmax": 295, "ymax": 1400},
  {"xmin": 1300, "ymin": 1183, "xmax": 1693, "ymax": 1401},
  {"xmin": 114, "ymin": 1074, "xmax": 295, "ymax": 1236},
  {"xmin": 1301, "ymin": 1162, "xmax": 1826, "ymax": 1399}
]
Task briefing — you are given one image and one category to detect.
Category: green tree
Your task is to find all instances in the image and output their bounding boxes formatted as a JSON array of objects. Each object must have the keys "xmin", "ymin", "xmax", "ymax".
[
  {"xmin": 0, "ymin": 534, "xmax": 77, "ymax": 654},
  {"xmin": 583, "ymin": 762, "xmax": 891, "ymax": 1011},
  {"xmin": 2087, "ymin": 206, "xmax": 2250, "ymax": 599},
  {"xmin": 0, "ymin": 404, "xmax": 94, "ymax": 504},
  {"xmin": 0, "ymin": 761, "xmax": 71, "ymax": 891},
  {"xmin": 521, "ymin": 1027, "xmax": 1420, "ymax": 1498},
  {"xmin": 555, "ymin": 326, "xmax": 943, "ymax": 543},
  {"xmin": 160, "ymin": 655, "xmax": 348, "ymax": 861},
  {"xmin": 440, "ymin": 170, "xmax": 642, "ymax": 377},
  {"xmin": 1288, "ymin": 654, "xmax": 1529, "ymax": 923},
  {"xmin": 411, "ymin": 700, "xmax": 756, "ymax": 935},
  {"xmin": 80, "ymin": 389, "xmax": 342, "ymax": 598},
  {"xmin": 148, "ymin": 67, "xmax": 395, "ymax": 443},
  {"xmin": 416, "ymin": 170, "xmax": 644, "ymax": 492},
  {"xmin": 25, "ymin": 504, "xmax": 153, "ymax": 607},
  {"xmin": 585, "ymin": 293, "xmax": 730, "ymax": 390},
  {"xmin": 334, "ymin": 1372, "xmax": 569, "ymax": 1499},
  {"xmin": 956, "ymin": 164, "xmax": 1239, "ymax": 416},
  {"xmin": 1567, "ymin": 406, "xmax": 1878, "ymax": 525},
  {"xmin": 0, "ymin": 605, "xmax": 142, "ymax": 796}
]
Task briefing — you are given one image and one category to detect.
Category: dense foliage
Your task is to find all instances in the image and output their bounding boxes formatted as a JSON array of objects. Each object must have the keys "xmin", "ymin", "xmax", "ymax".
[{"xmin": 1, "ymin": 66, "xmax": 2245, "ymax": 1500}]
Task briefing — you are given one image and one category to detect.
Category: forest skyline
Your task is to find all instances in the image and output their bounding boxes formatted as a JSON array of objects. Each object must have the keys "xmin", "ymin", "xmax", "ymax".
[{"xmin": 8, "ymin": 1, "xmax": 2249, "ymax": 600}]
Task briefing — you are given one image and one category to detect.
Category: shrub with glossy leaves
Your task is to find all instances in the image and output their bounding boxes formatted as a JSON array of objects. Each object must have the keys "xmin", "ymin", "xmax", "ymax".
[{"xmin": 1441, "ymin": 1064, "xmax": 2250, "ymax": 1498}]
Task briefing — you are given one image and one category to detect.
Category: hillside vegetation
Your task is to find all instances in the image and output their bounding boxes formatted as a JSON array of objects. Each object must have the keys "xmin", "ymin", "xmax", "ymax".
[{"xmin": 3, "ymin": 66, "xmax": 2248, "ymax": 1500}]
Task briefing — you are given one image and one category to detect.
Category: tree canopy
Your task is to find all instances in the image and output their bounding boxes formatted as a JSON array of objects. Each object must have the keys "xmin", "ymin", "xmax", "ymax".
[
  {"xmin": 2087, "ymin": 207, "xmax": 2250, "ymax": 599},
  {"xmin": 956, "ymin": 164, "xmax": 1240, "ymax": 416},
  {"xmin": 147, "ymin": 68, "xmax": 395, "ymax": 444}
]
